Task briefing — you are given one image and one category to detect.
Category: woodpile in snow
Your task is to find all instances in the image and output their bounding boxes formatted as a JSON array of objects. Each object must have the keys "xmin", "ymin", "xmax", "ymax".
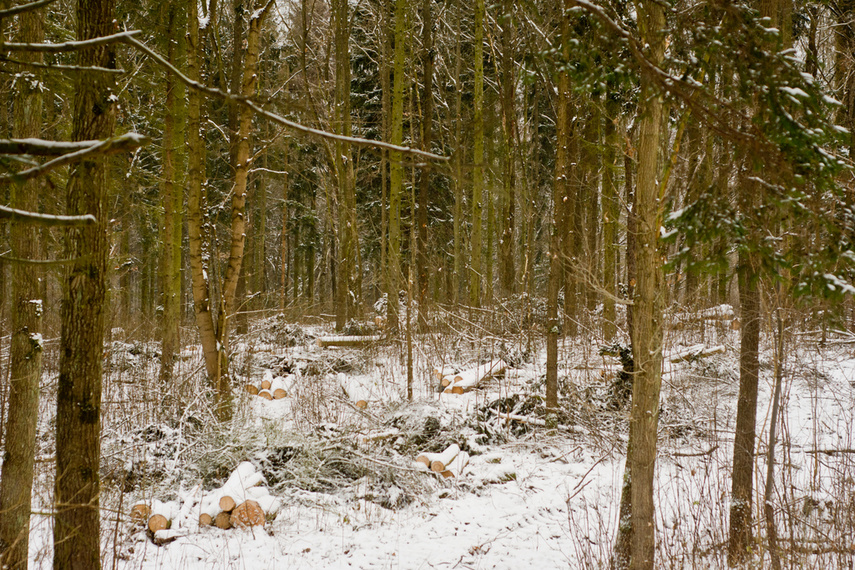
[
  {"xmin": 245, "ymin": 371, "xmax": 294, "ymax": 400},
  {"xmin": 129, "ymin": 462, "xmax": 281, "ymax": 544},
  {"xmin": 415, "ymin": 443, "xmax": 470, "ymax": 478},
  {"xmin": 439, "ymin": 359, "xmax": 507, "ymax": 394}
]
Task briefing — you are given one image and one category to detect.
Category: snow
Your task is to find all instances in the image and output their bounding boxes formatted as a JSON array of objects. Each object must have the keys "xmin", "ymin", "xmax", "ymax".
[{"xmin": 13, "ymin": 314, "xmax": 855, "ymax": 568}]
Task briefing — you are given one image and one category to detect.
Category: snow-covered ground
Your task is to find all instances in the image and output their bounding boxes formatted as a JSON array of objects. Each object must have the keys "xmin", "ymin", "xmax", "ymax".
[{"xmin": 16, "ymin": 314, "xmax": 855, "ymax": 568}]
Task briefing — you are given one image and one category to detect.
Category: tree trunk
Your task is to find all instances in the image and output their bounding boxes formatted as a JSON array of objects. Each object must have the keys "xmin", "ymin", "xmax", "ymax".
[
  {"xmin": 388, "ymin": 0, "xmax": 406, "ymax": 332},
  {"xmin": 728, "ymin": 250, "xmax": 761, "ymax": 565},
  {"xmin": 333, "ymin": 0, "xmax": 360, "ymax": 329},
  {"xmin": 158, "ymin": 0, "xmax": 186, "ymax": 406},
  {"xmin": 602, "ymin": 91, "xmax": 620, "ymax": 341},
  {"xmin": 0, "ymin": 8, "xmax": 43, "ymax": 568},
  {"xmin": 627, "ymin": 1, "xmax": 666, "ymax": 568},
  {"xmin": 498, "ymin": 0, "xmax": 516, "ymax": 299},
  {"xmin": 54, "ymin": 0, "xmax": 117, "ymax": 565},
  {"xmin": 186, "ymin": 0, "xmax": 221, "ymax": 402},
  {"xmin": 452, "ymin": 8, "xmax": 463, "ymax": 306},
  {"xmin": 416, "ymin": 0, "xmax": 434, "ymax": 322},
  {"xmin": 469, "ymin": 0, "xmax": 485, "ymax": 308}
]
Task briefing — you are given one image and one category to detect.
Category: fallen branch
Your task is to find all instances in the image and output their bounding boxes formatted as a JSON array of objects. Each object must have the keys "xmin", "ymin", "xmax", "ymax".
[{"xmin": 316, "ymin": 335, "xmax": 382, "ymax": 348}]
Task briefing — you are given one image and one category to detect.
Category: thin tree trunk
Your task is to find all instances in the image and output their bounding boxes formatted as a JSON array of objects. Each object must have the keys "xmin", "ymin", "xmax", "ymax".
[
  {"xmin": 498, "ymin": 0, "xmax": 516, "ymax": 298},
  {"xmin": 54, "ymin": 0, "xmax": 117, "ymax": 565},
  {"xmin": 158, "ymin": 0, "xmax": 186, "ymax": 405},
  {"xmin": 388, "ymin": 0, "xmax": 406, "ymax": 331},
  {"xmin": 187, "ymin": 0, "xmax": 220, "ymax": 396},
  {"xmin": 0, "ymin": 8, "xmax": 44, "ymax": 568},
  {"xmin": 469, "ymin": 0, "xmax": 485, "ymax": 308},
  {"xmin": 452, "ymin": 7, "xmax": 463, "ymax": 306},
  {"xmin": 764, "ymin": 310, "xmax": 784, "ymax": 570},
  {"xmin": 602, "ymin": 91, "xmax": 620, "ymax": 341},
  {"xmin": 417, "ymin": 0, "xmax": 434, "ymax": 322}
]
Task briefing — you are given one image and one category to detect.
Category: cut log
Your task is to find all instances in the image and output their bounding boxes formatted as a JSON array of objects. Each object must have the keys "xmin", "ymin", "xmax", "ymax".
[
  {"xmin": 258, "ymin": 390, "xmax": 273, "ymax": 400},
  {"xmin": 260, "ymin": 379, "xmax": 272, "ymax": 390},
  {"xmin": 219, "ymin": 495, "xmax": 237, "ymax": 513},
  {"xmin": 440, "ymin": 451, "xmax": 470, "ymax": 478},
  {"xmin": 427, "ymin": 444, "xmax": 461, "ymax": 473},
  {"xmin": 669, "ymin": 344, "xmax": 725, "ymax": 363},
  {"xmin": 199, "ymin": 513, "xmax": 213, "ymax": 527},
  {"xmin": 270, "ymin": 376, "xmax": 288, "ymax": 399},
  {"xmin": 130, "ymin": 502, "xmax": 150, "ymax": 523},
  {"xmin": 214, "ymin": 511, "xmax": 232, "ymax": 530},
  {"xmin": 450, "ymin": 386, "xmax": 465, "ymax": 395},
  {"xmin": 148, "ymin": 514, "xmax": 169, "ymax": 533},
  {"xmin": 316, "ymin": 335, "xmax": 382, "ymax": 348},
  {"xmin": 355, "ymin": 400, "xmax": 368, "ymax": 409},
  {"xmin": 232, "ymin": 499, "xmax": 265, "ymax": 528},
  {"xmin": 245, "ymin": 383, "xmax": 259, "ymax": 395},
  {"xmin": 443, "ymin": 359, "xmax": 507, "ymax": 393}
]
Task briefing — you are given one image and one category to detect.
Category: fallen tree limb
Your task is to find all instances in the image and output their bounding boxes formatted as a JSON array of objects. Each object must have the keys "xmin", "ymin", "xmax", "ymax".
[{"xmin": 316, "ymin": 335, "xmax": 382, "ymax": 348}]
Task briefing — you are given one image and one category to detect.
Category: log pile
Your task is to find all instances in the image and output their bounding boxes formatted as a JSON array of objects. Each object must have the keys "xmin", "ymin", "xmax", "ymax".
[
  {"xmin": 245, "ymin": 371, "xmax": 294, "ymax": 400},
  {"xmin": 129, "ymin": 462, "xmax": 282, "ymax": 543},
  {"xmin": 440, "ymin": 359, "xmax": 507, "ymax": 394},
  {"xmin": 415, "ymin": 443, "xmax": 470, "ymax": 478}
]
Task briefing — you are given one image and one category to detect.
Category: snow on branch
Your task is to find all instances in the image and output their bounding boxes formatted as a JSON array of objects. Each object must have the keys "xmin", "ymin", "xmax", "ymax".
[
  {"xmin": 0, "ymin": 138, "xmax": 120, "ymax": 156},
  {"xmin": 2, "ymin": 30, "xmax": 141, "ymax": 53},
  {"xmin": 0, "ymin": 56, "xmax": 125, "ymax": 75},
  {"xmin": 0, "ymin": 205, "xmax": 95, "ymax": 227},
  {"xmin": 0, "ymin": 132, "xmax": 149, "ymax": 185},
  {"xmin": 121, "ymin": 35, "xmax": 450, "ymax": 164},
  {"xmin": 0, "ymin": 0, "xmax": 55, "ymax": 18}
]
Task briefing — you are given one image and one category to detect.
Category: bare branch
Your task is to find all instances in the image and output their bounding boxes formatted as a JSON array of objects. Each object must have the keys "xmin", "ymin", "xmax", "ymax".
[
  {"xmin": 0, "ymin": 138, "xmax": 117, "ymax": 156},
  {"xmin": 121, "ymin": 35, "xmax": 450, "ymax": 163},
  {"xmin": 0, "ymin": 0, "xmax": 54, "ymax": 18},
  {"xmin": 0, "ymin": 253, "xmax": 91, "ymax": 265},
  {"xmin": 0, "ymin": 205, "xmax": 96, "ymax": 226},
  {"xmin": 0, "ymin": 132, "xmax": 149, "ymax": 184},
  {"xmin": 0, "ymin": 56, "xmax": 125, "ymax": 74},
  {"xmin": 2, "ymin": 30, "xmax": 141, "ymax": 53}
]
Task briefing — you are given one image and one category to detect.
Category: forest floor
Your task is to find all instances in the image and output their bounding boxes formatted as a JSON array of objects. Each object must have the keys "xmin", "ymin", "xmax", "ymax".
[{"xmin": 17, "ymin": 309, "xmax": 855, "ymax": 569}]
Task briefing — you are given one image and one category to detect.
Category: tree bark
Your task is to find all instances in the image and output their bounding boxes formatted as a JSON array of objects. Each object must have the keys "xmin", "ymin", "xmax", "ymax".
[
  {"xmin": 416, "ymin": 0, "xmax": 434, "ymax": 320},
  {"xmin": 0, "ymin": 8, "xmax": 44, "ymax": 568},
  {"xmin": 627, "ymin": 1, "xmax": 666, "ymax": 568},
  {"xmin": 54, "ymin": 0, "xmax": 117, "ymax": 565},
  {"xmin": 602, "ymin": 90, "xmax": 620, "ymax": 341}
]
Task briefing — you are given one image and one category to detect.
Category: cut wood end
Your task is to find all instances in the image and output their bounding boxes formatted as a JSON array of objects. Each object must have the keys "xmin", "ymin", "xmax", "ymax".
[
  {"xmin": 450, "ymin": 386, "xmax": 465, "ymax": 395},
  {"xmin": 430, "ymin": 460, "xmax": 446, "ymax": 472},
  {"xmin": 258, "ymin": 390, "xmax": 274, "ymax": 400},
  {"xmin": 130, "ymin": 503, "xmax": 150, "ymax": 523},
  {"xmin": 260, "ymin": 380, "xmax": 272, "ymax": 390},
  {"xmin": 440, "ymin": 470, "xmax": 454, "ymax": 479},
  {"xmin": 232, "ymin": 499, "xmax": 265, "ymax": 528},
  {"xmin": 199, "ymin": 513, "xmax": 213, "ymax": 527},
  {"xmin": 245, "ymin": 384, "xmax": 259, "ymax": 395},
  {"xmin": 273, "ymin": 388, "xmax": 287, "ymax": 399},
  {"xmin": 219, "ymin": 495, "xmax": 237, "ymax": 512},
  {"xmin": 148, "ymin": 514, "xmax": 169, "ymax": 533},
  {"xmin": 214, "ymin": 511, "xmax": 232, "ymax": 530},
  {"xmin": 355, "ymin": 400, "xmax": 368, "ymax": 409},
  {"xmin": 415, "ymin": 456, "xmax": 430, "ymax": 467},
  {"xmin": 440, "ymin": 377, "xmax": 452, "ymax": 387}
]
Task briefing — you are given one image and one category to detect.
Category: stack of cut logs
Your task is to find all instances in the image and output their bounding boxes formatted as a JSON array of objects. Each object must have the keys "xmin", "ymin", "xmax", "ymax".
[
  {"xmin": 245, "ymin": 370, "xmax": 294, "ymax": 400},
  {"xmin": 415, "ymin": 444, "xmax": 470, "ymax": 478},
  {"xmin": 130, "ymin": 462, "xmax": 282, "ymax": 541},
  {"xmin": 437, "ymin": 359, "xmax": 507, "ymax": 395}
]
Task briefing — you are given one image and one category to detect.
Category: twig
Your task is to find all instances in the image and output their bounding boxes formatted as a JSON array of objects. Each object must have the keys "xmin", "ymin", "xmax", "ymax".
[
  {"xmin": 2, "ymin": 30, "xmax": 141, "ymax": 52},
  {"xmin": 0, "ymin": 0, "xmax": 55, "ymax": 18}
]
